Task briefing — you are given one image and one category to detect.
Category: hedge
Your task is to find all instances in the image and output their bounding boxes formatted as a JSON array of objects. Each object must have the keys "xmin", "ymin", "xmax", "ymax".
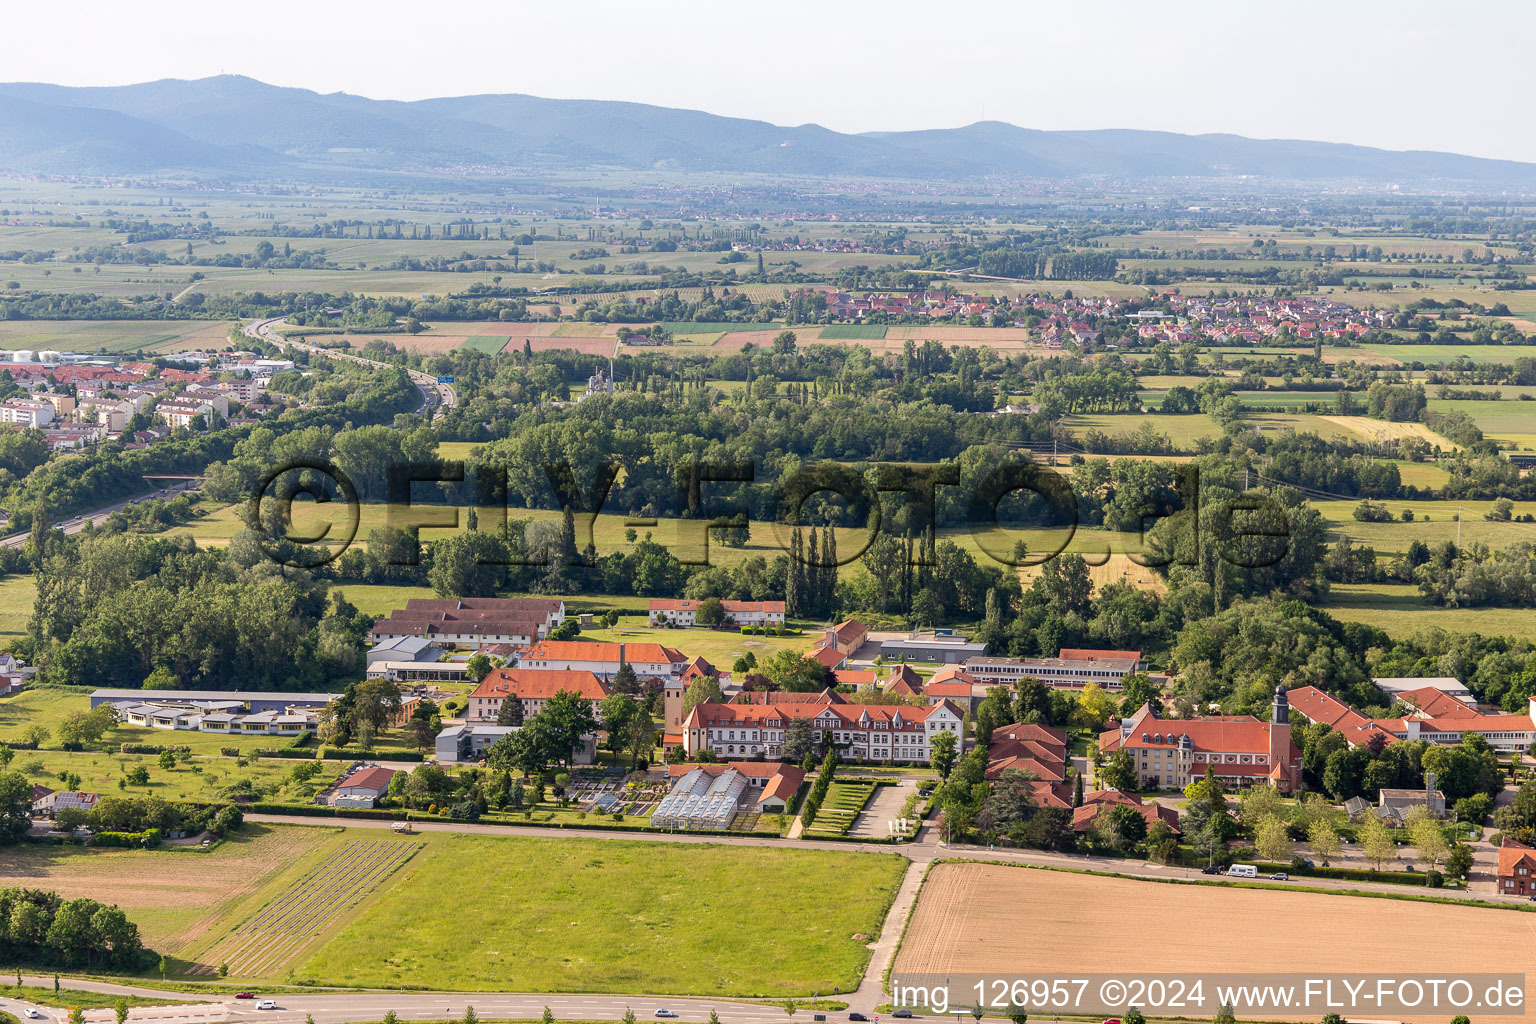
[
  {"xmin": 119, "ymin": 743, "xmax": 190, "ymax": 756},
  {"xmin": 248, "ymin": 804, "xmax": 753, "ymax": 838},
  {"xmin": 257, "ymin": 749, "xmax": 316, "ymax": 760},
  {"xmin": 88, "ymin": 829, "xmax": 161, "ymax": 849},
  {"xmin": 1253, "ymin": 860, "xmax": 1456, "ymax": 886}
]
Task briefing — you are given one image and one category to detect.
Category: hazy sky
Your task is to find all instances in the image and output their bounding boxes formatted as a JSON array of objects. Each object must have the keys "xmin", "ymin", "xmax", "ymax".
[{"xmin": 11, "ymin": 0, "xmax": 1536, "ymax": 162}]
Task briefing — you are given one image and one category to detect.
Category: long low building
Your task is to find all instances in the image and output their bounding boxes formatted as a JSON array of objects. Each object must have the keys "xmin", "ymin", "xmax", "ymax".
[
  {"xmin": 518, "ymin": 640, "xmax": 688, "ymax": 680},
  {"xmin": 648, "ymin": 599, "xmax": 785, "ymax": 627},
  {"xmin": 879, "ymin": 629, "xmax": 987, "ymax": 664},
  {"xmin": 680, "ymin": 699, "xmax": 964, "ymax": 763},
  {"xmin": 370, "ymin": 597, "xmax": 565, "ymax": 647},
  {"xmin": 89, "ymin": 689, "xmax": 337, "ymax": 712},
  {"xmin": 113, "ymin": 700, "xmax": 318, "ymax": 736},
  {"xmin": 1288, "ymin": 684, "xmax": 1536, "ymax": 754},
  {"xmin": 963, "ymin": 653, "xmax": 1138, "ymax": 690}
]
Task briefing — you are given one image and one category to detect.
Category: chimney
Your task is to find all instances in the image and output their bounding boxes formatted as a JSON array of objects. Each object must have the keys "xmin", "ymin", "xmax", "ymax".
[{"xmin": 1427, "ymin": 771, "xmax": 1437, "ymax": 798}]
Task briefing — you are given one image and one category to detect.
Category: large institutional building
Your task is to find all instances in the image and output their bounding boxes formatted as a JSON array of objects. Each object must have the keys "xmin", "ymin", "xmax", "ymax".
[
  {"xmin": 1287, "ymin": 684, "xmax": 1536, "ymax": 754},
  {"xmin": 1099, "ymin": 687, "xmax": 1302, "ymax": 791},
  {"xmin": 680, "ymin": 699, "xmax": 964, "ymax": 763},
  {"xmin": 369, "ymin": 598, "xmax": 565, "ymax": 646}
]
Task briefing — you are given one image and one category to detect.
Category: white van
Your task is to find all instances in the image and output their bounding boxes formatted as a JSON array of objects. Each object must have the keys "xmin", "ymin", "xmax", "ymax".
[{"xmin": 1226, "ymin": 864, "xmax": 1258, "ymax": 878}]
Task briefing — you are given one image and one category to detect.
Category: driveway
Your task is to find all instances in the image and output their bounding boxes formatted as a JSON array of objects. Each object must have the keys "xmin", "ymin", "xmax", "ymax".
[{"xmin": 848, "ymin": 779, "xmax": 917, "ymax": 839}]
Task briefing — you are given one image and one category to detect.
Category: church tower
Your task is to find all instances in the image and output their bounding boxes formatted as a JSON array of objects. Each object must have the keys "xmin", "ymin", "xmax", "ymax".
[{"xmin": 1269, "ymin": 685, "xmax": 1293, "ymax": 790}]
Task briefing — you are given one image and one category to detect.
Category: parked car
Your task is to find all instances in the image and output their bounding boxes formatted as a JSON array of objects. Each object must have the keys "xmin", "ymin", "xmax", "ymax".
[
  {"xmin": 654, "ymin": 1011, "xmax": 678, "ymax": 1018},
  {"xmin": 851, "ymin": 1014, "xmax": 870, "ymax": 1022},
  {"xmin": 1200, "ymin": 866, "xmax": 1219, "ymax": 875},
  {"xmin": 257, "ymin": 1001, "xmax": 278, "ymax": 1011},
  {"xmin": 1270, "ymin": 872, "xmax": 1289, "ymax": 881},
  {"xmin": 894, "ymin": 1011, "xmax": 914, "ymax": 1019}
]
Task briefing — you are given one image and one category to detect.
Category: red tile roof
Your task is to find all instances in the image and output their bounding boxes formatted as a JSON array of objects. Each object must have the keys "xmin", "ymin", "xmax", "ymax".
[
  {"xmin": 1059, "ymin": 648, "xmax": 1142, "ymax": 663},
  {"xmin": 523, "ymin": 640, "xmax": 686, "ymax": 665},
  {"xmin": 1498, "ymin": 840, "xmax": 1536, "ymax": 878},
  {"xmin": 339, "ymin": 766, "xmax": 396, "ymax": 792},
  {"xmin": 472, "ymin": 669, "xmax": 612, "ymax": 702}
]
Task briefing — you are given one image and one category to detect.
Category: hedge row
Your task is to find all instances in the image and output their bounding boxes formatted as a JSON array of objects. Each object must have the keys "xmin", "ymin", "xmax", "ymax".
[
  {"xmin": 247, "ymin": 804, "xmax": 750, "ymax": 838},
  {"xmin": 118, "ymin": 743, "xmax": 191, "ymax": 756},
  {"xmin": 1252, "ymin": 860, "xmax": 1454, "ymax": 886},
  {"xmin": 89, "ymin": 829, "xmax": 161, "ymax": 849}
]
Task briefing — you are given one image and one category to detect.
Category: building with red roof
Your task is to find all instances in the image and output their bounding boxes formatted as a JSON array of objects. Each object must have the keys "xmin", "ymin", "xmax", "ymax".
[
  {"xmin": 520, "ymin": 639, "xmax": 687, "ymax": 679},
  {"xmin": 1498, "ymin": 840, "xmax": 1536, "ymax": 896},
  {"xmin": 647, "ymin": 599, "xmax": 785, "ymax": 627},
  {"xmin": 1073, "ymin": 790, "xmax": 1180, "ymax": 836},
  {"xmin": 467, "ymin": 669, "xmax": 612, "ymax": 722},
  {"xmin": 1099, "ymin": 687, "xmax": 1301, "ymax": 792},
  {"xmin": 681, "ymin": 698, "xmax": 963, "ymax": 763},
  {"xmin": 1289, "ymin": 685, "xmax": 1536, "ymax": 754}
]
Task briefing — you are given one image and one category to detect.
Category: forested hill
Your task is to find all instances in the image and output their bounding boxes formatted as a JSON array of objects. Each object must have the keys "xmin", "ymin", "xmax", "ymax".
[{"xmin": 2, "ymin": 75, "xmax": 1536, "ymax": 185}]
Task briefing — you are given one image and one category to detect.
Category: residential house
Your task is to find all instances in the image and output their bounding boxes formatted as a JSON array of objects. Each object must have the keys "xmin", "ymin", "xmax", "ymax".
[{"xmin": 1498, "ymin": 840, "xmax": 1536, "ymax": 896}]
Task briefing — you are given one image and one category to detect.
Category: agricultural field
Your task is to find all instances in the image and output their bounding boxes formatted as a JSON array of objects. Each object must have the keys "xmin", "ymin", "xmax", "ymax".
[
  {"xmin": 1315, "ymin": 416, "xmax": 1455, "ymax": 448},
  {"xmin": 185, "ymin": 836, "xmax": 425, "ymax": 977},
  {"xmin": 0, "ymin": 319, "xmax": 237, "ymax": 355},
  {"xmin": 296, "ymin": 832, "xmax": 907, "ymax": 995},
  {"xmin": 0, "ymin": 824, "xmax": 329, "ymax": 958},
  {"xmin": 1360, "ymin": 343, "xmax": 1535, "ymax": 365},
  {"xmin": 1323, "ymin": 583, "xmax": 1536, "ymax": 639},
  {"xmin": 1316, "ymin": 498, "xmax": 1536, "ymax": 554},
  {"xmin": 1062, "ymin": 412, "xmax": 1223, "ymax": 448},
  {"xmin": 894, "ymin": 863, "xmax": 1534, "ymax": 1024}
]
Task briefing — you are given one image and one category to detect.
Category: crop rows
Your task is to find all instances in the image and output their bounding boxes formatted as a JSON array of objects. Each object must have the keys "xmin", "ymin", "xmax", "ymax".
[{"xmin": 192, "ymin": 839, "xmax": 423, "ymax": 977}]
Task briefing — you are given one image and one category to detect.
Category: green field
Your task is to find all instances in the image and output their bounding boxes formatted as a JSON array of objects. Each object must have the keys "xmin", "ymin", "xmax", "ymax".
[
  {"xmin": 1360, "ymin": 343, "xmax": 1536, "ymax": 365},
  {"xmin": 0, "ymin": 575, "xmax": 36, "ymax": 640},
  {"xmin": 459, "ymin": 335, "xmax": 510, "ymax": 354},
  {"xmin": 1317, "ymin": 498, "xmax": 1536, "ymax": 554},
  {"xmin": 1324, "ymin": 583, "xmax": 1536, "ymax": 639},
  {"xmin": 659, "ymin": 322, "xmax": 781, "ymax": 333},
  {"xmin": 296, "ymin": 832, "xmax": 905, "ymax": 995},
  {"xmin": 1062, "ymin": 412, "xmax": 1223, "ymax": 448},
  {"xmin": 819, "ymin": 324, "xmax": 888, "ymax": 340}
]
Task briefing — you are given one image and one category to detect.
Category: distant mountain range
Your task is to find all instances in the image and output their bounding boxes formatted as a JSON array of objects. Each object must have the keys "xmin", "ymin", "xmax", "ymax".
[{"xmin": 1, "ymin": 74, "xmax": 1534, "ymax": 185}]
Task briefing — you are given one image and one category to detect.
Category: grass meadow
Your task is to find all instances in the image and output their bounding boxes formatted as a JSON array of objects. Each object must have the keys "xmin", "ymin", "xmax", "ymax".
[{"xmin": 295, "ymin": 832, "xmax": 906, "ymax": 995}]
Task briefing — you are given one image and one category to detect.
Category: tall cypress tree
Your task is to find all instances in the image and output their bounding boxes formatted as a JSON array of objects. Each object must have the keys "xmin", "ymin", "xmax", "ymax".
[
  {"xmin": 822, "ymin": 528, "xmax": 837, "ymax": 616},
  {"xmin": 787, "ymin": 528, "xmax": 804, "ymax": 617}
]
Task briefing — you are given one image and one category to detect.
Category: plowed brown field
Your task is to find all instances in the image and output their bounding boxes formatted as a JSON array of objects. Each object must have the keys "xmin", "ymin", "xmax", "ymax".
[{"xmin": 895, "ymin": 863, "xmax": 1536, "ymax": 1023}]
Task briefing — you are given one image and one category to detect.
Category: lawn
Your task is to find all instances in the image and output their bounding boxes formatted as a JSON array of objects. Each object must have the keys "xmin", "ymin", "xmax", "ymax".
[
  {"xmin": 296, "ymin": 833, "xmax": 906, "ymax": 995},
  {"xmin": 577, "ymin": 624, "xmax": 811, "ymax": 668},
  {"xmin": 819, "ymin": 325, "xmax": 888, "ymax": 340}
]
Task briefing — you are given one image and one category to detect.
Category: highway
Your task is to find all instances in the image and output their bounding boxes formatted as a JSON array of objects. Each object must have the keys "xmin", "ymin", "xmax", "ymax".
[
  {"xmin": 0, "ymin": 481, "xmax": 198, "ymax": 550},
  {"xmin": 243, "ymin": 317, "xmax": 457, "ymax": 422}
]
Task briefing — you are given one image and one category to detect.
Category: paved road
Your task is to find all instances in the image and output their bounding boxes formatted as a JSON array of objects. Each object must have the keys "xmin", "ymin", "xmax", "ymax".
[
  {"xmin": 244, "ymin": 317, "xmax": 456, "ymax": 422},
  {"xmin": 0, "ymin": 482, "xmax": 198, "ymax": 550},
  {"xmin": 4, "ymin": 974, "xmax": 844, "ymax": 1024}
]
